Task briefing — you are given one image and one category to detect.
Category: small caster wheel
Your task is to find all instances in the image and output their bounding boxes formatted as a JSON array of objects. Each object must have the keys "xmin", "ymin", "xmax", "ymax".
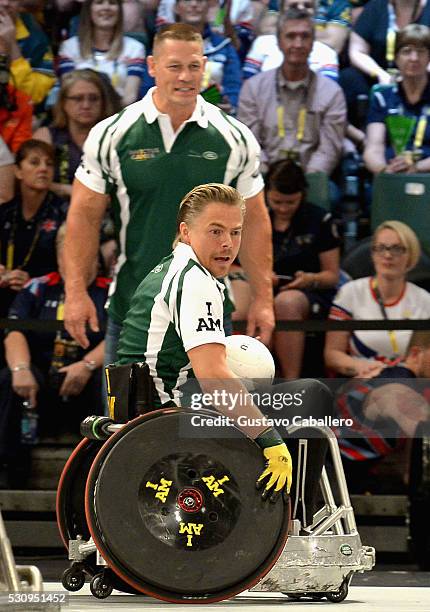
[
  {"xmin": 326, "ymin": 581, "xmax": 348, "ymax": 603},
  {"xmin": 90, "ymin": 573, "xmax": 114, "ymax": 599},
  {"xmin": 62, "ymin": 567, "xmax": 85, "ymax": 592}
]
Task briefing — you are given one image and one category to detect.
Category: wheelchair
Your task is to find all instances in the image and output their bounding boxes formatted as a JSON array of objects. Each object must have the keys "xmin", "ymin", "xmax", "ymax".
[{"xmin": 57, "ymin": 364, "xmax": 375, "ymax": 603}]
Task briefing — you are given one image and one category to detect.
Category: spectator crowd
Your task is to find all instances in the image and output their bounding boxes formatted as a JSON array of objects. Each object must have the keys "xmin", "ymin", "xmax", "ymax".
[{"xmin": 1, "ymin": 0, "xmax": 430, "ymax": 505}]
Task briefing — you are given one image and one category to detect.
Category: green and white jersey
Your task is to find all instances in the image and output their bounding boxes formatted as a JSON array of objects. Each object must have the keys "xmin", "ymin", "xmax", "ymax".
[
  {"xmin": 117, "ymin": 243, "xmax": 226, "ymax": 407},
  {"xmin": 75, "ymin": 87, "xmax": 264, "ymax": 323}
]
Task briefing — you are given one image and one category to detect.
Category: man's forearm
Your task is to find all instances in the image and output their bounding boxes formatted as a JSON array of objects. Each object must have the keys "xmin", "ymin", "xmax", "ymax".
[
  {"xmin": 65, "ymin": 212, "xmax": 100, "ymax": 294},
  {"xmin": 64, "ymin": 181, "xmax": 107, "ymax": 295},
  {"xmin": 239, "ymin": 192, "xmax": 273, "ymax": 303},
  {"xmin": 5, "ymin": 332, "xmax": 31, "ymax": 368}
]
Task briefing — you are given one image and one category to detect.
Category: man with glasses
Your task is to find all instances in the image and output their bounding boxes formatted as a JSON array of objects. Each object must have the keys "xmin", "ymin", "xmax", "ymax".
[
  {"xmin": 364, "ymin": 24, "xmax": 430, "ymax": 175},
  {"xmin": 63, "ymin": 23, "xmax": 274, "ymax": 367},
  {"xmin": 238, "ymin": 8, "xmax": 346, "ymax": 174},
  {"xmin": 243, "ymin": 0, "xmax": 339, "ymax": 82}
]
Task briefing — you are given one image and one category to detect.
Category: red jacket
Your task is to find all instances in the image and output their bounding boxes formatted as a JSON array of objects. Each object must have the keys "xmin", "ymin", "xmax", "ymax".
[{"xmin": 0, "ymin": 85, "xmax": 33, "ymax": 153}]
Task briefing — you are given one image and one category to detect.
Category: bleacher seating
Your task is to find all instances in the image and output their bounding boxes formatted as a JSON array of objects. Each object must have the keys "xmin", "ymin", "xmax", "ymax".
[{"xmin": 371, "ymin": 174, "xmax": 430, "ymax": 255}]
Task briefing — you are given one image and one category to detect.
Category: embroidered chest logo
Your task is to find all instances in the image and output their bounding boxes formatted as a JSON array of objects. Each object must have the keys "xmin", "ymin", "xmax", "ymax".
[
  {"xmin": 187, "ymin": 150, "xmax": 219, "ymax": 160},
  {"xmin": 129, "ymin": 148, "xmax": 160, "ymax": 161},
  {"xmin": 196, "ymin": 301, "xmax": 221, "ymax": 332}
]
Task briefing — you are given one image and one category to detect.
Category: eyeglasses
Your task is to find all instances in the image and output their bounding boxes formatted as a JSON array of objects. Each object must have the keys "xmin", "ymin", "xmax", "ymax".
[
  {"xmin": 372, "ymin": 244, "xmax": 407, "ymax": 256},
  {"xmin": 65, "ymin": 94, "xmax": 102, "ymax": 104},
  {"xmin": 398, "ymin": 46, "xmax": 429, "ymax": 57}
]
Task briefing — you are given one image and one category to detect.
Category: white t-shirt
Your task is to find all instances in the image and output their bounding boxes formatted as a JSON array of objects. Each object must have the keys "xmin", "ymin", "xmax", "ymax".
[
  {"xmin": 156, "ymin": 0, "xmax": 253, "ymax": 30},
  {"xmin": 0, "ymin": 136, "xmax": 13, "ymax": 167},
  {"xmin": 58, "ymin": 36, "xmax": 145, "ymax": 96},
  {"xmin": 329, "ymin": 276, "xmax": 430, "ymax": 363}
]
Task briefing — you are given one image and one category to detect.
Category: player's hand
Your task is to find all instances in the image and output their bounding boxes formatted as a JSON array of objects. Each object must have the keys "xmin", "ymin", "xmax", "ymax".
[
  {"xmin": 64, "ymin": 291, "xmax": 99, "ymax": 349},
  {"xmin": 246, "ymin": 296, "xmax": 274, "ymax": 346},
  {"xmin": 256, "ymin": 442, "xmax": 293, "ymax": 502}
]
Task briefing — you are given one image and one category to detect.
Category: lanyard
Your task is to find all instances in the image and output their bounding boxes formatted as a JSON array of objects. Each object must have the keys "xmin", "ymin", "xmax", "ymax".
[
  {"xmin": 56, "ymin": 293, "xmax": 65, "ymax": 322},
  {"xmin": 2, "ymin": 205, "xmax": 42, "ymax": 271},
  {"xmin": 372, "ymin": 278, "xmax": 400, "ymax": 355},
  {"xmin": 386, "ymin": 4, "xmax": 397, "ymax": 69},
  {"xmin": 276, "ymin": 102, "xmax": 307, "ymax": 143},
  {"xmin": 414, "ymin": 115, "xmax": 427, "ymax": 149},
  {"xmin": 58, "ymin": 143, "xmax": 70, "ymax": 185}
]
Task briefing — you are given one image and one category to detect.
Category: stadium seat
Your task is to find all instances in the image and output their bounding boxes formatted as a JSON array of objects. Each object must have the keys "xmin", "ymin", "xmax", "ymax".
[
  {"xmin": 342, "ymin": 236, "xmax": 430, "ymax": 291},
  {"xmin": 371, "ymin": 173, "xmax": 430, "ymax": 255},
  {"xmin": 306, "ymin": 172, "xmax": 330, "ymax": 211}
]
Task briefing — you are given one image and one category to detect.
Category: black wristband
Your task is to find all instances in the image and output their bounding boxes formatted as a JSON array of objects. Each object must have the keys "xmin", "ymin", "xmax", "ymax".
[{"xmin": 255, "ymin": 427, "xmax": 284, "ymax": 449}]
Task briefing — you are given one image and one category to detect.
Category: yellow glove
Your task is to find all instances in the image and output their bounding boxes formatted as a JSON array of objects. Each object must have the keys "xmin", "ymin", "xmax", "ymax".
[{"xmin": 257, "ymin": 442, "xmax": 293, "ymax": 502}]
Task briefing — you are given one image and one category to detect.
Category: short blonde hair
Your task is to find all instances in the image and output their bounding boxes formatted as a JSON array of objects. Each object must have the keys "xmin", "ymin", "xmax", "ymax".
[
  {"xmin": 173, "ymin": 183, "xmax": 246, "ymax": 247},
  {"xmin": 373, "ymin": 220, "xmax": 421, "ymax": 270}
]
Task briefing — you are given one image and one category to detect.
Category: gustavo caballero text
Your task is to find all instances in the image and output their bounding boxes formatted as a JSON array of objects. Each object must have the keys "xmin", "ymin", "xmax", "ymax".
[{"xmin": 190, "ymin": 415, "xmax": 353, "ymax": 428}]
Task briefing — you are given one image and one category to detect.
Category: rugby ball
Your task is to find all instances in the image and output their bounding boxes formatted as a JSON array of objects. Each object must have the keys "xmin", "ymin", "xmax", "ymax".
[{"xmin": 225, "ymin": 335, "xmax": 275, "ymax": 382}]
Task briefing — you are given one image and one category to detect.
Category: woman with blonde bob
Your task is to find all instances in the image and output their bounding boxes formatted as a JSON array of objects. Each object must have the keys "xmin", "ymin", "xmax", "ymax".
[
  {"xmin": 58, "ymin": 0, "xmax": 146, "ymax": 106},
  {"xmin": 34, "ymin": 69, "xmax": 121, "ymax": 200},
  {"xmin": 116, "ymin": 183, "xmax": 334, "ymax": 523},
  {"xmin": 325, "ymin": 220, "xmax": 430, "ymax": 378}
]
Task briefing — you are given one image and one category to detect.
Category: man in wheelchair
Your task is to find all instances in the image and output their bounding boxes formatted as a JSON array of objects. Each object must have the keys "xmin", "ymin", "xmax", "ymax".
[{"xmin": 109, "ymin": 183, "xmax": 334, "ymax": 524}]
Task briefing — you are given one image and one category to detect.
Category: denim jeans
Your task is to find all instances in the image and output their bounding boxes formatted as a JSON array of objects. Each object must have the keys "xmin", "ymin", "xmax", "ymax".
[{"xmin": 104, "ymin": 316, "xmax": 123, "ymax": 367}]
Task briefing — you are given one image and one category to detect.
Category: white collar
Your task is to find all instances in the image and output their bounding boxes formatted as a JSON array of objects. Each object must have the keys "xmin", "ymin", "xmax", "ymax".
[
  {"xmin": 173, "ymin": 243, "xmax": 226, "ymax": 290},
  {"xmin": 143, "ymin": 87, "xmax": 209, "ymax": 129}
]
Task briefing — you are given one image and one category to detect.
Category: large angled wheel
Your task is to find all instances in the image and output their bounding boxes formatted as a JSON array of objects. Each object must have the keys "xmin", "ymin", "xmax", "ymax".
[
  {"xmin": 56, "ymin": 437, "xmax": 140, "ymax": 594},
  {"xmin": 85, "ymin": 408, "xmax": 290, "ymax": 603},
  {"xmin": 57, "ymin": 438, "xmax": 102, "ymax": 548}
]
